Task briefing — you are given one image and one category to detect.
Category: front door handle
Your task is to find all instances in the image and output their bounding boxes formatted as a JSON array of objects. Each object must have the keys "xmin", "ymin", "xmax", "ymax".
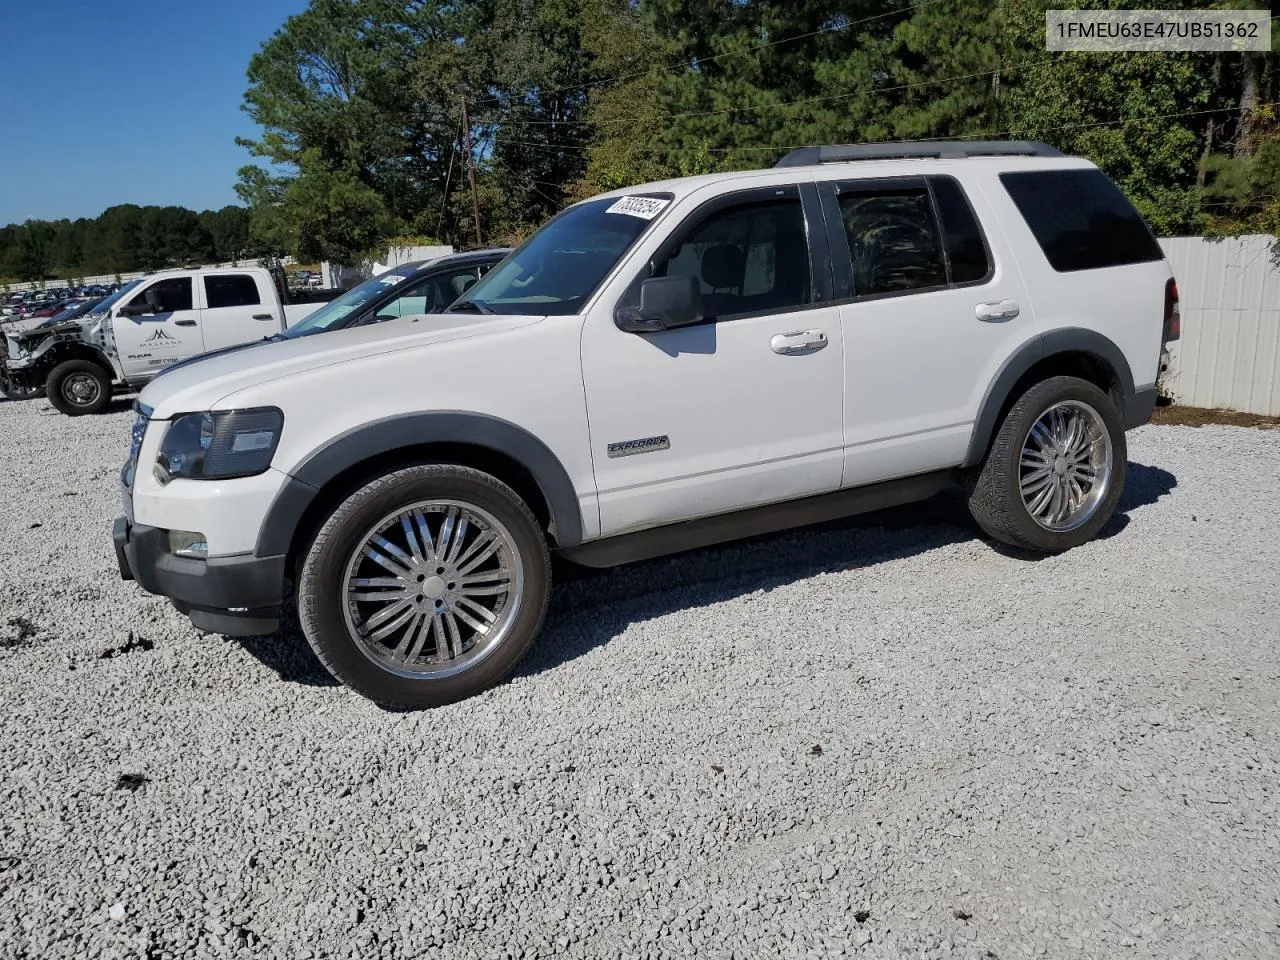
[
  {"xmin": 975, "ymin": 299, "xmax": 1020, "ymax": 322},
  {"xmin": 770, "ymin": 330, "xmax": 828, "ymax": 355},
  {"xmin": 174, "ymin": 319, "xmax": 197, "ymax": 327},
  {"xmin": 253, "ymin": 313, "xmax": 274, "ymax": 321}
]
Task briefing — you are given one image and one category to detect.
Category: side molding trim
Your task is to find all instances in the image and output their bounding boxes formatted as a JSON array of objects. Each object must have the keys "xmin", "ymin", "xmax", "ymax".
[{"xmin": 561, "ymin": 470, "xmax": 954, "ymax": 568}]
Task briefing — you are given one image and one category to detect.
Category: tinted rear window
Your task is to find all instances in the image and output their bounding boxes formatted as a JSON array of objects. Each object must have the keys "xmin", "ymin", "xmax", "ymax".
[
  {"xmin": 930, "ymin": 176, "xmax": 990, "ymax": 284},
  {"xmin": 205, "ymin": 274, "xmax": 261, "ymax": 309},
  {"xmin": 1000, "ymin": 169, "xmax": 1163, "ymax": 272}
]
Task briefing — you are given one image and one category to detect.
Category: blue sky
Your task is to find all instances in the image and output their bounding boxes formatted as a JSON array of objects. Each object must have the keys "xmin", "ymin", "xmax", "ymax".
[{"xmin": 0, "ymin": 0, "xmax": 309, "ymax": 226}]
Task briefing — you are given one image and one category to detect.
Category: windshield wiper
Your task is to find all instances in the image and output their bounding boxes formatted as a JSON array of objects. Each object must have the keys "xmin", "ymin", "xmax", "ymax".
[{"xmin": 450, "ymin": 299, "xmax": 493, "ymax": 315}]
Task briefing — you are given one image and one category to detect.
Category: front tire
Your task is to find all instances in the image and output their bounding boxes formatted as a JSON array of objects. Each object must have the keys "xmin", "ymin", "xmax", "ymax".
[
  {"xmin": 967, "ymin": 376, "xmax": 1126, "ymax": 553},
  {"xmin": 297, "ymin": 464, "xmax": 551, "ymax": 708},
  {"xmin": 47, "ymin": 359, "xmax": 112, "ymax": 416}
]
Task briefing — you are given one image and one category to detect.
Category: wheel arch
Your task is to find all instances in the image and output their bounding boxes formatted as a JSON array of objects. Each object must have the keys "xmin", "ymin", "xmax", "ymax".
[
  {"xmin": 31, "ymin": 339, "xmax": 115, "ymax": 377},
  {"xmin": 963, "ymin": 328, "xmax": 1135, "ymax": 468},
  {"xmin": 256, "ymin": 412, "xmax": 585, "ymax": 566}
]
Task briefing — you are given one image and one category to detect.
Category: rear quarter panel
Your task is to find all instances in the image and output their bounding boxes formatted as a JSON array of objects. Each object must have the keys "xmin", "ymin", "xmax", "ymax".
[{"xmin": 970, "ymin": 163, "xmax": 1171, "ymax": 391}]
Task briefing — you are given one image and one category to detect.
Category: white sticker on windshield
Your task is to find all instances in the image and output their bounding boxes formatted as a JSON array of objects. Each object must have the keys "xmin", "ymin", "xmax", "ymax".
[
  {"xmin": 378, "ymin": 274, "xmax": 408, "ymax": 286},
  {"xmin": 605, "ymin": 196, "xmax": 670, "ymax": 220}
]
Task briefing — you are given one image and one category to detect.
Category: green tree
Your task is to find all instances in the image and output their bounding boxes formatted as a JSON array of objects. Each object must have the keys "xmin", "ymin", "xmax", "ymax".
[
  {"xmin": 573, "ymin": 0, "xmax": 676, "ymax": 195},
  {"xmin": 240, "ymin": 152, "xmax": 395, "ymax": 264},
  {"xmin": 998, "ymin": 0, "xmax": 1215, "ymax": 235},
  {"xmin": 3, "ymin": 221, "xmax": 56, "ymax": 281},
  {"xmin": 199, "ymin": 206, "xmax": 254, "ymax": 262}
]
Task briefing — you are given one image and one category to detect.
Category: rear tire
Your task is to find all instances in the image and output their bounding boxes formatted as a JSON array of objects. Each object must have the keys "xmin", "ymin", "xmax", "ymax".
[
  {"xmin": 297, "ymin": 464, "xmax": 551, "ymax": 708},
  {"xmin": 47, "ymin": 359, "xmax": 112, "ymax": 416},
  {"xmin": 967, "ymin": 375, "xmax": 1126, "ymax": 553}
]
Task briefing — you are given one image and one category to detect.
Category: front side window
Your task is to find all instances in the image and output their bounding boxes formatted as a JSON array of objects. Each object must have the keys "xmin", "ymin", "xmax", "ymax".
[
  {"xmin": 373, "ymin": 268, "xmax": 481, "ymax": 320},
  {"xmin": 455, "ymin": 195, "xmax": 672, "ymax": 316},
  {"xmin": 655, "ymin": 199, "xmax": 811, "ymax": 319},
  {"xmin": 282, "ymin": 270, "xmax": 417, "ymax": 337},
  {"xmin": 204, "ymin": 274, "xmax": 261, "ymax": 309},
  {"xmin": 838, "ymin": 187, "xmax": 946, "ymax": 297},
  {"xmin": 130, "ymin": 277, "xmax": 192, "ymax": 313}
]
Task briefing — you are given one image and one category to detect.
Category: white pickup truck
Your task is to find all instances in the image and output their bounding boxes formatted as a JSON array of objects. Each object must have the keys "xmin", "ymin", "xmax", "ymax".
[{"xmin": 0, "ymin": 266, "xmax": 330, "ymax": 415}]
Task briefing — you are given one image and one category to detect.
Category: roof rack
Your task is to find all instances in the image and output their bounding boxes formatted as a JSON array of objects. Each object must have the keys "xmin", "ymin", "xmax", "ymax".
[{"xmin": 773, "ymin": 140, "xmax": 1064, "ymax": 168}]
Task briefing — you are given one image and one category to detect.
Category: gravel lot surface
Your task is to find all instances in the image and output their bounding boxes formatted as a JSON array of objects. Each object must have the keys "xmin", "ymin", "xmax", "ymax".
[{"xmin": 1, "ymin": 396, "xmax": 1278, "ymax": 960}]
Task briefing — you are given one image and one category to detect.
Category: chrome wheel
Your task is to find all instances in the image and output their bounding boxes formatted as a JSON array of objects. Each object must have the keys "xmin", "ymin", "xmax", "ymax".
[
  {"xmin": 62, "ymin": 373, "xmax": 101, "ymax": 407},
  {"xmin": 342, "ymin": 500, "xmax": 525, "ymax": 679},
  {"xmin": 1019, "ymin": 400, "xmax": 1113, "ymax": 532}
]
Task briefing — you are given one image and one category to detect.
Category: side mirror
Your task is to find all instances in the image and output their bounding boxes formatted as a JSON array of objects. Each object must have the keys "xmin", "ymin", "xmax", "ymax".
[
  {"xmin": 118, "ymin": 301, "xmax": 150, "ymax": 317},
  {"xmin": 615, "ymin": 275, "xmax": 704, "ymax": 333}
]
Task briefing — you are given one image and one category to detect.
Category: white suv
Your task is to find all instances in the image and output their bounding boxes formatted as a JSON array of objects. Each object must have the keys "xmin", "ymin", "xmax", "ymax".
[{"xmin": 113, "ymin": 141, "xmax": 1179, "ymax": 708}]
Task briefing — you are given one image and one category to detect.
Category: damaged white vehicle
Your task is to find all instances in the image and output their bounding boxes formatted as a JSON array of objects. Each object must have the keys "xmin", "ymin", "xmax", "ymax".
[{"xmin": 1, "ymin": 267, "xmax": 330, "ymax": 414}]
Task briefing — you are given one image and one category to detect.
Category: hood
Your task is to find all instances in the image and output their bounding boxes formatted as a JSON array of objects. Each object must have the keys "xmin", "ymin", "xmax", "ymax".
[
  {"xmin": 9, "ymin": 316, "xmax": 60, "ymax": 338},
  {"xmin": 148, "ymin": 335, "xmax": 278, "ymax": 380},
  {"xmin": 139, "ymin": 311, "xmax": 545, "ymax": 419}
]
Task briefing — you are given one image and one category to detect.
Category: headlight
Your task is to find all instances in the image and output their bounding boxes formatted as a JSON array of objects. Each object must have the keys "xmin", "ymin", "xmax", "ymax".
[{"xmin": 155, "ymin": 408, "xmax": 283, "ymax": 483}]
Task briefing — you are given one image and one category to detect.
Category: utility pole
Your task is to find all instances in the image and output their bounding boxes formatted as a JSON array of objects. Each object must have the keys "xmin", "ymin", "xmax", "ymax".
[{"xmin": 461, "ymin": 96, "xmax": 483, "ymax": 247}]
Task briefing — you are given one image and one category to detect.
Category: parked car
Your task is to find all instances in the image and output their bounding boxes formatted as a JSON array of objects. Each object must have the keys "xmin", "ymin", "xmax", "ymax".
[
  {"xmin": 146, "ymin": 250, "xmax": 509, "ymax": 382},
  {"xmin": 114, "ymin": 141, "xmax": 1178, "ymax": 709},
  {"xmin": 0, "ymin": 267, "xmax": 334, "ymax": 414},
  {"xmin": 282, "ymin": 250, "xmax": 507, "ymax": 337}
]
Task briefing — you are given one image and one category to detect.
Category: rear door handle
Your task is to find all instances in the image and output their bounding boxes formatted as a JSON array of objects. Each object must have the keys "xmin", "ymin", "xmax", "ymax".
[
  {"xmin": 770, "ymin": 329, "xmax": 828, "ymax": 355},
  {"xmin": 174, "ymin": 319, "xmax": 197, "ymax": 327},
  {"xmin": 975, "ymin": 299, "xmax": 1020, "ymax": 322},
  {"xmin": 253, "ymin": 313, "xmax": 274, "ymax": 321}
]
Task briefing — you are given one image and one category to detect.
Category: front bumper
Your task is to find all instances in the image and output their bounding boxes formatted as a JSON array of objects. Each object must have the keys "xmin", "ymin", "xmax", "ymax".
[
  {"xmin": 113, "ymin": 517, "xmax": 285, "ymax": 636},
  {"xmin": 0, "ymin": 355, "xmax": 48, "ymax": 397}
]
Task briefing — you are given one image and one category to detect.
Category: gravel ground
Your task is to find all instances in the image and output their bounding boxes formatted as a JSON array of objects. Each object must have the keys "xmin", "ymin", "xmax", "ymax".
[{"xmin": 1, "ymin": 395, "xmax": 1278, "ymax": 960}]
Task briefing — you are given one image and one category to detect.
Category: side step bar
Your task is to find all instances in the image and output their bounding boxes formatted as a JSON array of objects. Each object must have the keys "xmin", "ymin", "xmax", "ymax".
[{"xmin": 560, "ymin": 470, "xmax": 957, "ymax": 568}]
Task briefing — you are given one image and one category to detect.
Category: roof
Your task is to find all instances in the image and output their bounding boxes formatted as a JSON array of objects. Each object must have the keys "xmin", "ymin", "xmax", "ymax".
[
  {"xmin": 591, "ymin": 141, "xmax": 1089, "ymax": 203},
  {"xmin": 774, "ymin": 140, "xmax": 1064, "ymax": 167}
]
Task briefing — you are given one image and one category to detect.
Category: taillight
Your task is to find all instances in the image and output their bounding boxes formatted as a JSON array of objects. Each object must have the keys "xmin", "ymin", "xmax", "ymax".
[{"xmin": 1163, "ymin": 278, "xmax": 1181, "ymax": 342}]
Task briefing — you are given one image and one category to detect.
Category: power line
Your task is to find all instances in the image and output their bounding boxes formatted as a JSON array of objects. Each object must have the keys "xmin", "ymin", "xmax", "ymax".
[
  {"xmin": 491, "ymin": 101, "xmax": 1279, "ymax": 159},
  {"xmin": 434, "ymin": 122, "xmax": 460, "ymax": 238},
  {"xmin": 475, "ymin": 0, "xmax": 947, "ymax": 108},
  {"xmin": 495, "ymin": 47, "xmax": 1100, "ymax": 130}
]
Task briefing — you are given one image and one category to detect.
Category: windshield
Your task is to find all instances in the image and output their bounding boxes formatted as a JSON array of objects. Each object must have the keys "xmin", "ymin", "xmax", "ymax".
[
  {"xmin": 88, "ymin": 280, "xmax": 141, "ymax": 316},
  {"xmin": 282, "ymin": 269, "xmax": 419, "ymax": 337},
  {"xmin": 453, "ymin": 194, "xmax": 673, "ymax": 316},
  {"xmin": 43, "ymin": 297, "xmax": 103, "ymax": 326}
]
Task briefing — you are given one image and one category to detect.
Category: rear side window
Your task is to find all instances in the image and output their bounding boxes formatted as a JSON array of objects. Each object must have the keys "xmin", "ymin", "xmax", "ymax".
[
  {"xmin": 204, "ymin": 274, "xmax": 261, "ymax": 309},
  {"xmin": 930, "ymin": 177, "xmax": 991, "ymax": 284},
  {"xmin": 1000, "ymin": 169, "xmax": 1163, "ymax": 272},
  {"xmin": 837, "ymin": 187, "xmax": 946, "ymax": 296}
]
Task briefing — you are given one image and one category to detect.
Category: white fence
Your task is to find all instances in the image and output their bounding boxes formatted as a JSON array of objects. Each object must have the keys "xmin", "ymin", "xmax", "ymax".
[
  {"xmin": 3, "ymin": 259, "xmax": 281, "ymax": 294},
  {"xmin": 1158, "ymin": 235, "xmax": 1280, "ymax": 416},
  {"xmin": 321, "ymin": 245, "xmax": 454, "ymax": 288}
]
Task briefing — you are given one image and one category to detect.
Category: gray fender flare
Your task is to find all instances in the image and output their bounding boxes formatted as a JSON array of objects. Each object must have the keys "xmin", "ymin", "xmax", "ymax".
[
  {"xmin": 963, "ymin": 328, "xmax": 1136, "ymax": 467},
  {"xmin": 255, "ymin": 411, "xmax": 584, "ymax": 557}
]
